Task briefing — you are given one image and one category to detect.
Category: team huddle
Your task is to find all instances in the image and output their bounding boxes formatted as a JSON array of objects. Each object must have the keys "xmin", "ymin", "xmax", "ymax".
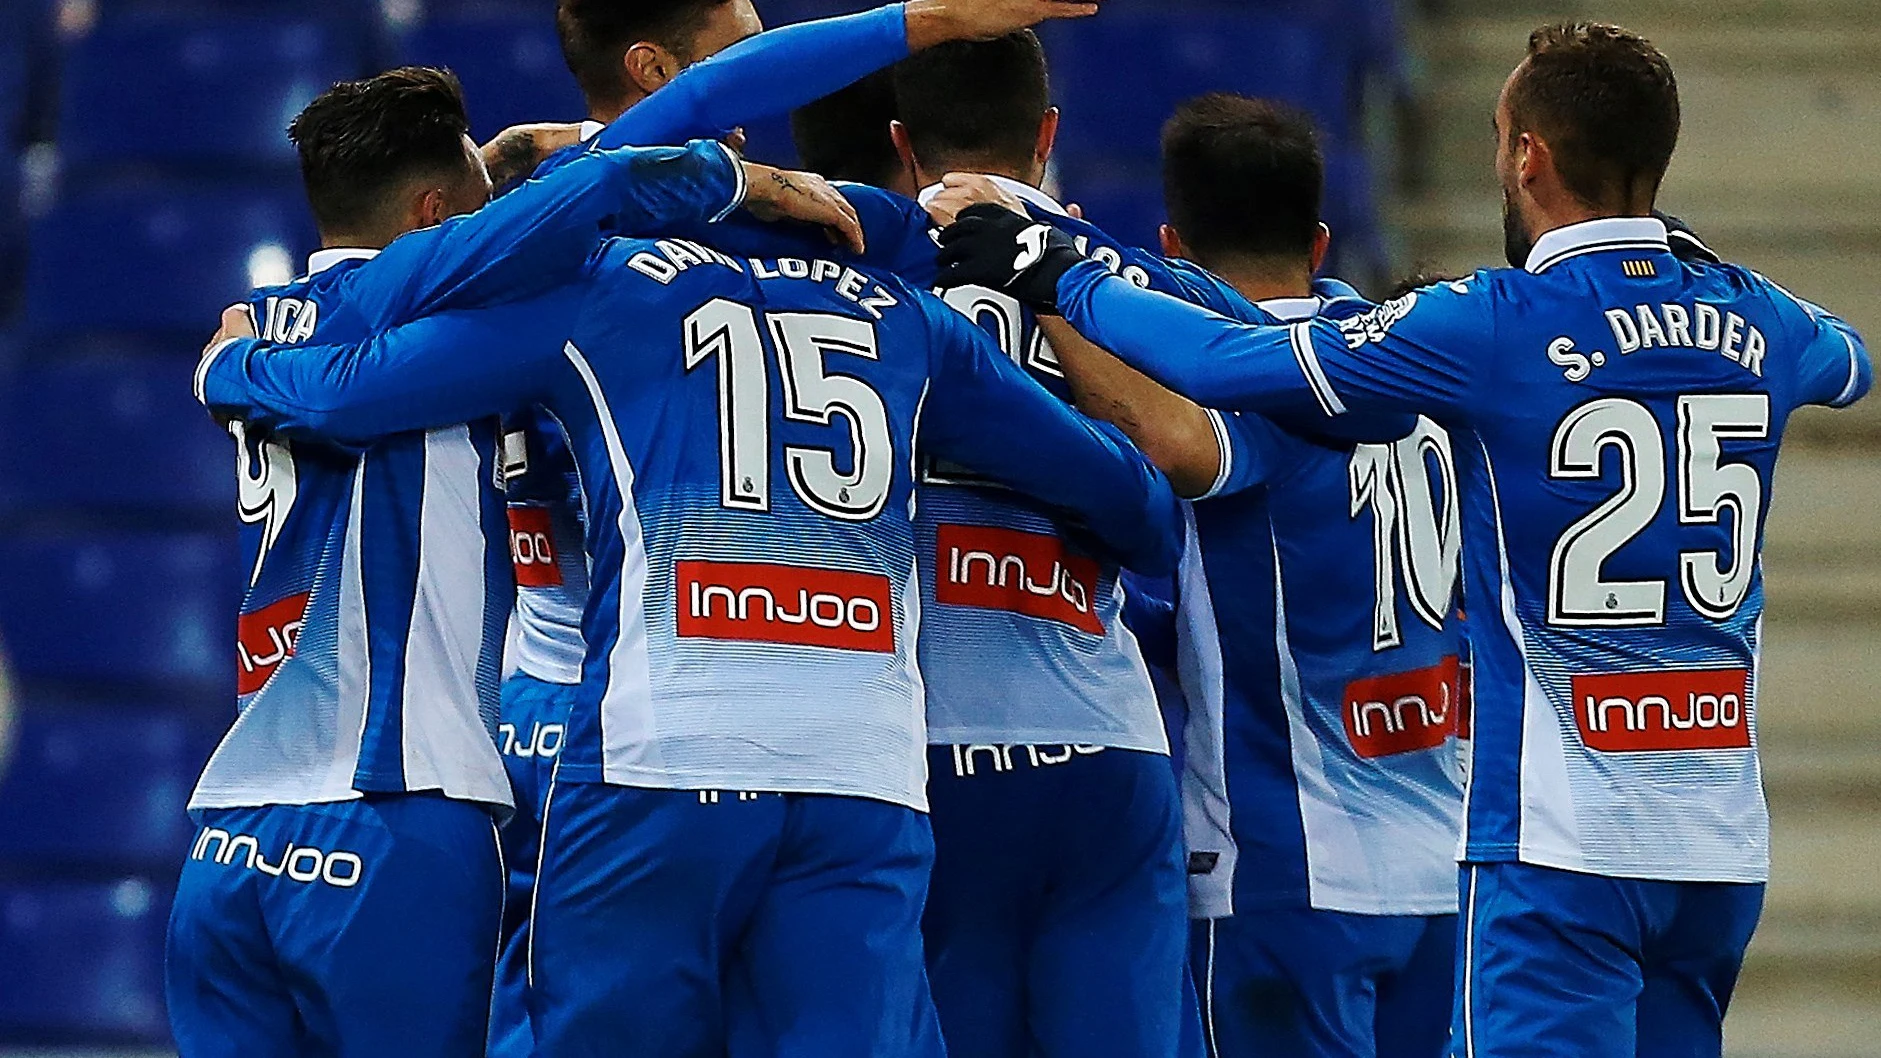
[{"xmin": 165, "ymin": 1, "xmax": 1872, "ymax": 1056}]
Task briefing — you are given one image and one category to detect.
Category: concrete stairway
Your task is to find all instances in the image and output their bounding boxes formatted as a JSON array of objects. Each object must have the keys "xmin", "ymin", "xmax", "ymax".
[{"xmin": 1396, "ymin": 4, "xmax": 1881, "ymax": 1054}]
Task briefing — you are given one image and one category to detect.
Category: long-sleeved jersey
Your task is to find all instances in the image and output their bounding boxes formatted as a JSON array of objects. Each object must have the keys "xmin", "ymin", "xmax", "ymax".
[
  {"xmin": 186, "ymin": 141, "xmax": 745, "ymax": 812},
  {"xmin": 1052, "ymin": 215, "xmax": 1873, "ymax": 883},
  {"xmin": 199, "ymin": 239, "xmax": 1181, "ymax": 812},
  {"xmin": 500, "ymin": 1, "xmax": 923, "ymax": 687}
]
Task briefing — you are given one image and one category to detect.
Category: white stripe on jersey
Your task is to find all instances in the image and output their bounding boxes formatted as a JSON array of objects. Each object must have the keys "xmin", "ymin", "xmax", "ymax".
[
  {"xmin": 333, "ymin": 460, "xmax": 374, "ymax": 794},
  {"xmin": 1288, "ymin": 320, "xmax": 1347, "ymax": 416},
  {"xmin": 401, "ymin": 426, "xmax": 505, "ymax": 800},
  {"xmin": 1198, "ymin": 410, "xmax": 1236, "ymax": 500},
  {"xmin": 1172, "ymin": 512, "xmax": 1234, "ymax": 920},
  {"xmin": 1461, "ymin": 865, "xmax": 1479, "ymax": 1058},
  {"xmin": 561, "ymin": 342, "xmax": 661, "ymax": 777}
]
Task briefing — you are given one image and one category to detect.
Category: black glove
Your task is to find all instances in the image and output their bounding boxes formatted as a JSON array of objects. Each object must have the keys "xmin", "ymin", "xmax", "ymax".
[
  {"xmin": 935, "ymin": 203, "xmax": 1084, "ymax": 313},
  {"xmin": 1654, "ymin": 209, "xmax": 1720, "ymax": 265}
]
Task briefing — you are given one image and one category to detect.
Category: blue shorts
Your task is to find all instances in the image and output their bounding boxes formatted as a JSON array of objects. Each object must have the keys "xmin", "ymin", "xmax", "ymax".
[
  {"xmin": 1451, "ymin": 862, "xmax": 1764, "ymax": 1058},
  {"xmin": 489, "ymin": 673, "xmax": 576, "ymax": 1058},
  {"xmin": 165, "ymin": 795, "xmax": 503, "ymax": 1058},
  {"xmin": 923, "ymin": 745, "xmax": 1188, "ymax": 1058},
  {"xmin": 529, "ymin": 781, "xmax": 943, "ymax": 1058},
  {"xmin": 1194, "ymin": 907, "xmax": 1455, "ymax": 1058}
]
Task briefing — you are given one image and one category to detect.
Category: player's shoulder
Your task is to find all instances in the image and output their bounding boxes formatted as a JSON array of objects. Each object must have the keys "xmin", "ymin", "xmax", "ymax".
[{"xmin": 530, "ymin": 141, "xmax": 589, "ymax": 181}]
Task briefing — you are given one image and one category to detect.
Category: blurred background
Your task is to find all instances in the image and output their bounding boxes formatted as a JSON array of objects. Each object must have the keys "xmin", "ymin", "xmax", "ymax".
[{"xmin": 0, "ymin": 0, "xmax": 1872, "ymax": 1054}]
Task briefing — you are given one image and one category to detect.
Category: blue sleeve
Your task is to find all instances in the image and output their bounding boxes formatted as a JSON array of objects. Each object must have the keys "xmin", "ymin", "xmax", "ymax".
[
  {"xmin": 1120, "ymin": 571, "xmax": 1179, "ymax": 671},
  {"xmin": 1198, "ymin": 410, "xmax": 1299, "ymax": 500},
  {"xmin": 197, "ymin": 287, "xmax": 587, "ymax": 446},
  {"xmin": 1055, "ymin": 261, "xmax": 1487, "ymax": 423},
  {"xmin": 335, "ymin": 140, "xmax": 742, "ymax": 328},
  {"xmin": 1780, "ymin": 289, "xmax": 1871, "ymax": 409},
  {"xmin": 916, "ymin": 291, "xmax": 1184, "ymax": 576},
  {"xmin": 593, "ymin": 4, "xmax": 909, "ymax": 149}
]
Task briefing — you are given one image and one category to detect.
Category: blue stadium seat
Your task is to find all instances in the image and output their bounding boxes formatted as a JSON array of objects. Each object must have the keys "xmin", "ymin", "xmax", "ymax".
[
  {"xmin": 0, "ymin": 530, "xmax": 236, "ymax": 688},
  {"xmin": 1050, "ymin": 165, "xmax": 1166, "ymax": 255},
  {"xmin": 0, "ymin": 345, "xmax": 233, "ymax": 514},
  {"xmin": 0, "ymin": 699, "xmax": 214, "ymax": 868},
  {"xmin": 394, "ymin": 9, "xmax": 584, "ymax": 141},
  {"xmin": 57, "ymin": 12, "xmax": 363, "ymax": 175},
  {"xmin": 24, "ymin": 181, "xmax": 315, "ymax": 335},
  {"xmin": 0, "ymin": 877, "xmax": 172, "ymax": 1042}
]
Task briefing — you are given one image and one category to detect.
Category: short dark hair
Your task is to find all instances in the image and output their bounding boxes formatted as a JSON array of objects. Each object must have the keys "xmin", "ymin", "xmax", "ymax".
[
  {"xmin": 1506, "ymin": 22, "xmax": 1679, "ymax": 211},
  {"xmin": 1161, "ymin": 93, "xmax": 1323, "ymax": 266},
  {"xmin": 791, "ymin": 70, "xmax": 901, "ymax": 187},
  {"xmin": 557, "ymin": 0, "xmax": 729, "ymax": 113},
  {"xmin": 892, "ymin": 31, "xmax": 1049, "ymax": 173},
  {"xmin": 287, "ymin": 66, "xmax": 473, "ymax": 237}
]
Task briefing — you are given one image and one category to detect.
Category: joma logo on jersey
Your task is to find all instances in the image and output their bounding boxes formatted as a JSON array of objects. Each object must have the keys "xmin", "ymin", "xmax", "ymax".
[
  {"xmin": 1343, "ymin": 655, "xmax": 1460, "ymax": 759},
  {"xmin": 499, "ymin": 721, "xmax": 564, "ymax": 759},
  {"xmin": 1572, "ymin": 669, "xmax": 1752, "ymax": 752},
  {"xmin": 191, "ymin": 827, "xmax": 362, "ymax": 888},
  {"xmin": 236, "ymin": 591, "xmax": 310, "ymax": 695},
  {"xmin": 677, "ymin": 560, "xmax": 895, "ymax": 653},
  {"xmin": 935, "ymin": 524, "xmax": 1104, "ymax": 635},
  {"xmin": 507, "ymin": 505, "xmax": 563, "ymax": 588}
]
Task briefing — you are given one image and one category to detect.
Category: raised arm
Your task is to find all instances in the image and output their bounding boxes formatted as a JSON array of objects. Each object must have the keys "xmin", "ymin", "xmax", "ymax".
[
  {"xmin": 595, "ymin": 0, "xmax": 1098, "ymax": 151},
  {"xmin": 917, "ymin": 293, "xmax": 1184, "ymax": 576},
  {"xmin": 196, "ymin": 288, "xmax": 586, "ymax": 446}
]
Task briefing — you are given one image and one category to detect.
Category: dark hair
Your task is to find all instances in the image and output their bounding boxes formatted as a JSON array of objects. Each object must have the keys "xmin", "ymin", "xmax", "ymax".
[
  {"xmin": 891, "ymin": 31, "xmax": 1049, "ymax": 173},
  {"xmin": 1507, "ymin": 22, "xmax": 1679, "ymax": 211},
  {"xmin": 791, "ymin": 70, "xmax": 902, "ymax": 187},
  {"xmin": 1161, "ymin": 93, "xmax": 1323, "ymax": 266},
  {"xmin": 287, "ymin": 66, "xmax": 474, "ymax": 237},
  {"xmin": 557, "ymin": 0, "xmax": 729, "ymax": 113}
]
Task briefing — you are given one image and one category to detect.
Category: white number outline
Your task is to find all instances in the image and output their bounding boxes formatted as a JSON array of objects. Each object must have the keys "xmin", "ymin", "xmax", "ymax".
[{"xmin": 1348, "ymin": 418, "xmax": 1461, "ymax": 651}]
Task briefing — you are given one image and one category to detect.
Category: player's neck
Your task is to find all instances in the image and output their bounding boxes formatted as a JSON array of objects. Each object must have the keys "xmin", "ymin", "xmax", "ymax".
[
  {"xmin": 319, "ymin": 231, "xmax": 391, "ymax": 253},
  {"xmin": 915, "ymin": 155, "xmax": 1043, "ymax": 192},
  {"xmin": 1208, "ymin": 258, "xmax": 1313, "ymax": 305}
]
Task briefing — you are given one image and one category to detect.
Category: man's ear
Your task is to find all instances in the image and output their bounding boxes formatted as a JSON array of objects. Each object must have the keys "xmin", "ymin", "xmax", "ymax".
[
  {"xmin": 1035, "ymin": 107, "xmax": 1060, "ymax": 170},
  {"xmin": 411, "ymin": 186, "xmax": 449, "ymax": 231},
  {"xmin": 1159, "ymin": 224, "xmax": 1188, "ymax": 260},
  {"xmin": 1309, "ymin": 222, "xmax": 1332, "ymax": 274},
  {"xmin": 623, "ymin": 40, "xmax": 680, "ymax": 96},
  {"xmin": 1515, "ymin": 130, "xmax": 1548, "ymax": 190},
  {"xmin": 889, "ymin": 120, "xmax": 924, "ymax": 189}
]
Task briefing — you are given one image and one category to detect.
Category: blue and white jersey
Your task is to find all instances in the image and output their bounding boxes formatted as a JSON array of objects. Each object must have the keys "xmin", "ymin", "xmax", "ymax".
[
  {"xmin": 187, "ymin": 140, "xmax": 747, "ymax": 813},
  {"xmin": 1055, "ymin": 216, "xmax": 1873, "ymax": 883},
  {"xmin": 200, "ymin": 239, "xmax": 1182, "ymax": 812}
]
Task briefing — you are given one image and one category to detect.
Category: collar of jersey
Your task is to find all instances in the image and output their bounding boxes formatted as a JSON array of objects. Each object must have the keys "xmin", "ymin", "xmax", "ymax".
[
  {"xmin": 307, "ymin": 247, "xmax": 381, "ymax": 276},
  {"xmin": 579, "ymin": 120, "xmax": 605, "ymax": 142},
  {"xmin": 1255, "ymin": 295, "xmax": 1322, "ymax": 322},
  {"xmin": 1524, "ymin": 215, "xmax": 1669, "ymax": 274},
  {"xmin": 917, "ymin": 174, "xmax": 1069, "ymax": 218}
]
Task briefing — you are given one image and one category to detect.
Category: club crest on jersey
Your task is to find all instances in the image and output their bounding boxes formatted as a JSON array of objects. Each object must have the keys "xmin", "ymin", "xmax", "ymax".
[
  {"xmin": 677, "ymin": 560, "xmax": 895, "ymax": 653},
  {"xmin": 934, "ymin": 524, "xmax": 1104, "ymax": 635},
  {"xmin": 236, "ymin": 591, "xmax": 310, "ymax": 695},
  {"xmin": 1342, "ymin": 655, "xmax": 1460, "ymax": 759},
  {"xmin": 1572, "ymin": 669, "xmax": 1752, "ymax": 752},
  {"xmin": 507, "ymin": 505, "xmax": 562, "ymax": 587}
]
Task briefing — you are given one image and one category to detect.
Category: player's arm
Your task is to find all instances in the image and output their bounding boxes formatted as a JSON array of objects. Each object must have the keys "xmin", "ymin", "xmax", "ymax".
[
  {"xmin": 353, "ymin": 139, "xmax": 746, "ymax": 327},
  {"xmin": 195, "ymin": 288, "xmax": 586, "ymax": 446},
  {"xmin": 593, "ymin": 0, "xmax": 1098, "ymax": 151},
  {"xmin": 937, "ymin": 206, "xmax": 1483, "ymax": 421},
  {"xmin": 1780, "ymin": 289, "xmax": 1872, "ymax": 409},
  {"xmin": 918, "ymin": 293, "xmax": 1185, "ymax": 576}
]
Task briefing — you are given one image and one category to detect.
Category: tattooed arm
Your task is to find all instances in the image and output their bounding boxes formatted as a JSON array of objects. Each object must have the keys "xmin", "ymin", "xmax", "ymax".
[{"xmin": 480, "ymin": 123, "xmax": 586, "ymax": 193}]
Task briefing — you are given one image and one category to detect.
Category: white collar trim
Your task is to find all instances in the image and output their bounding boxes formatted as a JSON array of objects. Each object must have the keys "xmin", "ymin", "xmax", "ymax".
[
  {"xmin": 307, "ymin": 247, "xmax": 380, "ymax": 275},
  {"xmin": 918, "ymin": 173, "xmax": 1068, "ymax": 217},
  {"xmin": 579, "ymin": 120, "xmax": 605, "ymax": 142},
  {"xmin": 1256, "ymin": 295, "xmax": 1322, "ymax": 322},
  {"xmin": 1524, "ymin": 216, "xmax": 1669, "ymax": 274}
]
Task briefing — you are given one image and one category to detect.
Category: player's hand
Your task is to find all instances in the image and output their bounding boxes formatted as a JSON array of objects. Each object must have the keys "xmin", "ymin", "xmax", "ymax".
[
  {"xmin": 923, "ymin": 171, "xmax": 1029, "ymax": 227},
  {"xmin": 480, "ymin": 122, "xmax": 586, "ymax": 191},
  {"xmin": 205, "ymin": 303, "xmax": 257, "ymax": 355},
  {"xmin": 904, "ymin": 0, "xmax": 1099, "ymax": 50},
  {"xmin": 740, "ymin": 163, "xmax": 867, "ymax": 255},
  {"xmin": 936, "ymin": 202, "xmax": 1083, "ymax": 312},
  {"xmin": 1655, "ymin": 209, "xmax": 1720, "ymax": 264}
]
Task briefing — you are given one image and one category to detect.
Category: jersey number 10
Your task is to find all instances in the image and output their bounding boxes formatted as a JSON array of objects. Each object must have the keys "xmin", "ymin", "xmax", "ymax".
[{"xmin": 1348, "ymin": 418, "xmax": 1462, "ymax": 652}]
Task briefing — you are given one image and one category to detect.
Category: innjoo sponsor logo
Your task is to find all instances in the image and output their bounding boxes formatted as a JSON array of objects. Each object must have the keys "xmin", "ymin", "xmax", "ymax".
[
  {"xmin": 237, "ymin": 591, "xmax": 310, "ymax": 695},
  {"xmin": 1343, "ymin": 655, "xmax": 1460, "ymax": 759},
  {"xmin": 1572, "ymin": 668, "xmax": 1752, "ymax": 752},
  {"xmin": 676, "ymin": 560, "xmax": 896, "ymax": 653},
  {"xmin": 935, "ymin": 524, "xmax": 1104, "ymax": 635},
  {"xmin": 508, "ymin": 504, "xmax": 563, "ymax": 587},
  {"xmin": 190, "ymin": 827, "xmax": 363, "ymax": 888}
]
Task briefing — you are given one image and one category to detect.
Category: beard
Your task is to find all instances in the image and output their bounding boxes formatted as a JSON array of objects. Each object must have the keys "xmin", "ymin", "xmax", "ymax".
[{"xmin": 1502, "ymin": 191, "xmax": 1534, "ymax": 268}]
